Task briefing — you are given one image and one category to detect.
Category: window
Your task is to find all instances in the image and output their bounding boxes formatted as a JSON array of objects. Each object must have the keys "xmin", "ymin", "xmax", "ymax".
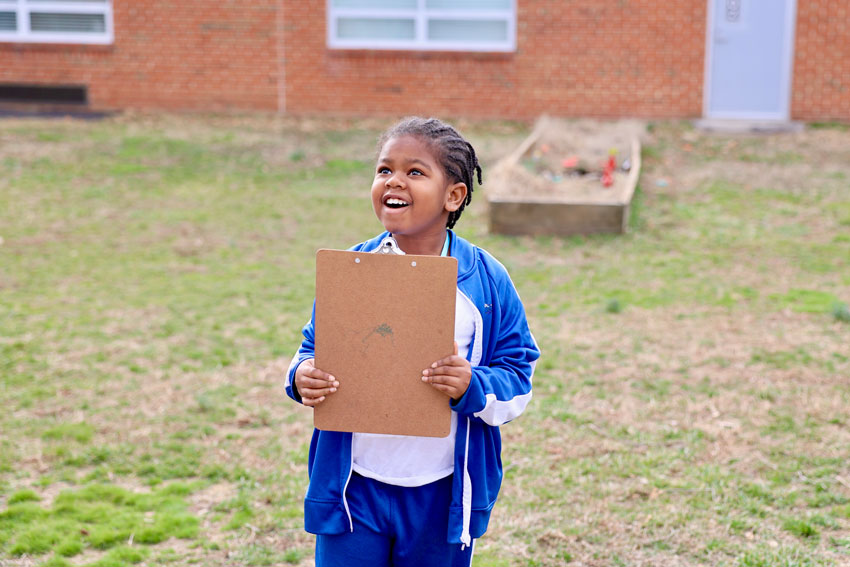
[
  {"xmin": 0, "ymin": 0, "xmax": 113, "ymax": 44},
  {"xmin": 328, "ymin": 0, "xmax": 515, "ymax": 52}
]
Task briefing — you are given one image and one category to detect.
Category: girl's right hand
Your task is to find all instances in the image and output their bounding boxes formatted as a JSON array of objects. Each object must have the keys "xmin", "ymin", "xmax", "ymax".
[{"xmin": 294, "ymin": 359, "xmax": 339, "ymax": 406}]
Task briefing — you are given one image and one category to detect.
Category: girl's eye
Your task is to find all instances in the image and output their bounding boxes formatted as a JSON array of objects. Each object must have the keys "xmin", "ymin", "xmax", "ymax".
[
  {"xmin": 378, "ymin": 166, "xmax": 391, "ymax": 174},
  {"xmin": 409, "ymin": 169, "xmax": 423, "ymax": 176}
]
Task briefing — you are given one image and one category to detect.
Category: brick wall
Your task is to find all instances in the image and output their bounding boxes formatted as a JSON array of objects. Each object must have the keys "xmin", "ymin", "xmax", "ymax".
[
  {"xmin": 1, "ymin": 1, "xmax": 847, "ymax": 121},
  {"xmin": 0, "ymin": 1, "xmax": 280, "ymax": 111},
  {"xmin": 284, "ymin": 0, "xmax": 708, "ymax": 119},
  {"xmin": 792, "ymin": 0, "xmax": 850, "ymax": 122}
]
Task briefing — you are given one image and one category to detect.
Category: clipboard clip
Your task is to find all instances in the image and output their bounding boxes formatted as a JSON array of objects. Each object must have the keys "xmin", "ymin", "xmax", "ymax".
[{"xmin": 375, "ymin": 235, "xmax": 405, "ymax": 255}]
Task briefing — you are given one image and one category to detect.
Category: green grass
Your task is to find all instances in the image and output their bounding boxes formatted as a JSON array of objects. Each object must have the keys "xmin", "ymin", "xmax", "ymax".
[
  {"xmin": 808, "ymin": 121, "xmax": 849, "ymax": 131},
  {"xmin": 783, "ymin": 517, "xmax": 821, "ymax": 540},
  {"xmin": 236, "ymin": 544, "xmax": 304, "ymax": 566},
  {"xmin": 42, "ymin": 422, "xmax": 96, "ymax": 443},
  {"xmin": 736, "ymin": 546, "xmax": 828, "ymax": 567},
  {"xmin": 0, "ymin": 483, "xmax": 198, "ymax": 563},
  {"xmin": 1, "ymin": 116, "xmax": 849, "ymax": 565}
]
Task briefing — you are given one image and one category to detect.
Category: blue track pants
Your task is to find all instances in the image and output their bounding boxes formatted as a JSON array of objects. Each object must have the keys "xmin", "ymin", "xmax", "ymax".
[{"xmin": 315, "ymin": 473, "xmax": 474, "ymax": 567}]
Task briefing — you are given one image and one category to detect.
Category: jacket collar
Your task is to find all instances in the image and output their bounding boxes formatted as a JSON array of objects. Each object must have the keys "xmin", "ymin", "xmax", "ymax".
[{"xmin": 359, "ymin": 230, "xmax": 476, "ymax": 282}]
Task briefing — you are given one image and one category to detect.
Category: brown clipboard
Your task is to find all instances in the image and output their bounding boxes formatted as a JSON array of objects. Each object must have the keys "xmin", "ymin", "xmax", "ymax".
[{"xmin": 313, "ymin": 248, "xmax": 457, "ymax": 437}]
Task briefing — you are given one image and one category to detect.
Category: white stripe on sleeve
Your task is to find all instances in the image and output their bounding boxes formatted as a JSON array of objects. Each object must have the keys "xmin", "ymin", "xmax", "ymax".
[{"xmin": 473, "ymin": 390, "xmax": 533, "ymax": 426}]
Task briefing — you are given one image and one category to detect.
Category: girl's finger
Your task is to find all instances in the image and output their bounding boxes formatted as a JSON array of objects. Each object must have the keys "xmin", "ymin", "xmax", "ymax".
[
  {"xmin": 301, "ymin": 385, "xmax": 338, "ymax": 397},
  {"xmin": 427, "ymin": 357, "xmax": 465, "ymax": 372},
  {"xmin": 425, "ymin": 377, "xmax": 454, "ymax": 390},
  {"xmin": 307, "ymin": 367, "xmax": 337, "ymax": 382},
  {"xmin": 423, "ymin": 366, "xmax": 465, "ymax": 379},
  {"xmin": 302, "ymin": 395, "xmax": 326, "ymax": 407},
  {"xmin": 428, "ymin": 382, "xmax": 466, "ymax": 401},
  {"xmin": 300, "ymin": 376, "xmax": 340, "ymax": 389},
  {"xmin": 422, "ymin": 374, "xmax": 462, "ymax": 388}
]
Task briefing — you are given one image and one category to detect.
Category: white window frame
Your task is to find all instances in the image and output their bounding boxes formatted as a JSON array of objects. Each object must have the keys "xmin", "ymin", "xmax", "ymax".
[
  {"xmin": 0, "ymin": 0, "xmax": 113, "ymax": 44},
  {"xmin": 327, "ymin": 0, "xmax": 516, "ymax": 52}
]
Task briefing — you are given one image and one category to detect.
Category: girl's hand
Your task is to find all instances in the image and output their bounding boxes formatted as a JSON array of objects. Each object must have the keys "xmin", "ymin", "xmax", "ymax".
[
  {"xmin": 294, "ymin": 359, "xmax": 339, "ymax": 407},
  {"xmin": 421, "ymin": 342, "xmax": 471, "ymax": 401}
]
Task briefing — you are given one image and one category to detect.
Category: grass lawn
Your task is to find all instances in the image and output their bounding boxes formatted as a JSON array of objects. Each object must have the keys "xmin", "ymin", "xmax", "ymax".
[{"xmin": 1, "ymin": 113, "xmax": 849, "ymax": 567}]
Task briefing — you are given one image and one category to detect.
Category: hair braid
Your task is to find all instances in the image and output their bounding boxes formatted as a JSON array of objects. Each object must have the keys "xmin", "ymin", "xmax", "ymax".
[{"xmin": 378, "ymin": 117, "xmax": 482, "ymax": 229}]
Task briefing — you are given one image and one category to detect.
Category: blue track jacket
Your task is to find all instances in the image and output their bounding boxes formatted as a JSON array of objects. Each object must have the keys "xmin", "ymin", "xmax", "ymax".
[{"xmin": 286, "ymin": 231, "xmax": 540, "ymax": 546}]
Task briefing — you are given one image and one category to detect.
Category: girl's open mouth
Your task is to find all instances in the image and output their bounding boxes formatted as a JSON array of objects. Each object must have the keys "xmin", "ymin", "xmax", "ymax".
[{"xmin": 384, "ymin": 197, "xmax": 410, "ymax": 209}]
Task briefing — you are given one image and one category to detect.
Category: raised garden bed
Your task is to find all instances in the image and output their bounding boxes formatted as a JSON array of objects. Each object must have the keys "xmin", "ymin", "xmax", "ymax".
[{"xmin": 486, "ymin": 118, "xmax": 644, "ymax": 236}]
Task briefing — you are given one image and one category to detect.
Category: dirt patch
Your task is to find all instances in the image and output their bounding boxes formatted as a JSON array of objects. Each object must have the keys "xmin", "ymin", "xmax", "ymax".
[
  {"xmin": 644, "ymin": 123, "xmax": 850, "ymax": 196},
  {"xmin": 190, "ymin": 482, "xmax": 236, "ymax": 515},
  {"xmin": 0, "ymin": 556, "xmax": 38, "ymax": 567}
]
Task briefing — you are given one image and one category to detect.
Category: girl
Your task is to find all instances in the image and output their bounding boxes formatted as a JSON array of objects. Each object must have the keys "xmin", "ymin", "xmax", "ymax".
[{"xmin": 286, "ymin": 117, "xmax": 539, "ymax": 566}]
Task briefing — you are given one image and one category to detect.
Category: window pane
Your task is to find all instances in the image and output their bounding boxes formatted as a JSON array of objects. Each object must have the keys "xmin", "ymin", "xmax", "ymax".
[
  {"xmin": 426, "ymin": 0, "xmax": 510, "ymax": 10},
  {"xmin": 0, "ymin": 11, "xmax": 15, "ymax": 31},
  {"xmin": 30, "ymin": 12, "xmax": 106, "ymax": 33},
  {"xmin": 337, "ymin": 17, "xmax": 414, "ymax": 40},
  {"xmin": 428, "ymin": 19, "xmax": 507, "ymax": 42},
  {"xmin": 333, "ymin": 0, "xmax": 415, "ymax": 9}
]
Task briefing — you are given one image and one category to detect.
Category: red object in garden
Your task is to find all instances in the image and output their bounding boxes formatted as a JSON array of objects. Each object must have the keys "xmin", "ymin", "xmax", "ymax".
[
  {"xmin": 561, "ymin": 155, "xmax": 579, "ymax": 169},
  {"xmin": 601, "ymin": 154, "xmax": 616, "ymax": 187}
]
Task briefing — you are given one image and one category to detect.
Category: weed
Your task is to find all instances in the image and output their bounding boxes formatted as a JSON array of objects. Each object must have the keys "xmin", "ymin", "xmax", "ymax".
[
  {"xmin": 831, "ymin": 302, "xmax": 850, "ymax": 323},
  {"xmin": 604, "ymin": 298, "xmax": 623, "ymax": 314},
  {"xmin": 782, "ymin": 517, "xmax": 819, "ymax": 539},
  {"xmin": 7, "ymin": 490, "xmax": 40, "ymax": 505}
]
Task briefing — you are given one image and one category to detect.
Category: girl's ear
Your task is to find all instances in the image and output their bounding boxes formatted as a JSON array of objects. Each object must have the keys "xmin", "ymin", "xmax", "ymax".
[{"xmin": 445, "ymin": 182, "xmax": 468, "ymax": 212}]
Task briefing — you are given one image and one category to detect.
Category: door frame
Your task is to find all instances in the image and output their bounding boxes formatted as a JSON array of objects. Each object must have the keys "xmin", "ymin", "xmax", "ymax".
[{"xmin": 703, "ymin": 0, "xmax": 798, "ymax": 120}]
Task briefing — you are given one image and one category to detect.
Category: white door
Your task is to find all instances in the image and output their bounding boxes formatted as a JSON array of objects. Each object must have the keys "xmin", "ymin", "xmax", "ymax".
[{"xmin": 705, "ymin": 0, "xmax": 797, "ymax": 120}]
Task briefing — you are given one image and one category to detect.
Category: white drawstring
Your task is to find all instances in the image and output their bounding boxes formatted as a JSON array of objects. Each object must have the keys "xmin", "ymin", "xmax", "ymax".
[
  {"xmin": 343, "ymin": 440, "xmax": 354, "ymax": 532},
  {"xmin": 457, "ymin": 290, "xmax": 482, "ymax": 550},
  {"xmin": 460, "ymin": 417, "xmax": 472, "ymax": 548}
]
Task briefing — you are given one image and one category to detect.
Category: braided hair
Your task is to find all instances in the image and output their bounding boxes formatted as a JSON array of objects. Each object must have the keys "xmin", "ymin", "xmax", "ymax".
[{"xmin": 378, "ymin": 117, "xmax": 482, "ymax": 229}]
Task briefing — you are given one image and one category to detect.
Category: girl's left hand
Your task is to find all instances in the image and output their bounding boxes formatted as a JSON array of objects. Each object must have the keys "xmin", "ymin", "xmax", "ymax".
[{"xmin": 422, "ymin": 342, "xmax": 471, "ymax": 401}]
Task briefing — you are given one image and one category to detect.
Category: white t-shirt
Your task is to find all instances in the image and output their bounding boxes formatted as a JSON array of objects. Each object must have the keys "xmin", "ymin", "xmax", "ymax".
[{"xmin": 352, "ymin": 245, "xmax": 477, "ymax": 486}]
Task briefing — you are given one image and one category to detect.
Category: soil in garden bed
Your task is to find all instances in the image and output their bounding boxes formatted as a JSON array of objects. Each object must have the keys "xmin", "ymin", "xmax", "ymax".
[{"xmin": 487, "ymin": 118, "xmax": 646, "ymax": 204}]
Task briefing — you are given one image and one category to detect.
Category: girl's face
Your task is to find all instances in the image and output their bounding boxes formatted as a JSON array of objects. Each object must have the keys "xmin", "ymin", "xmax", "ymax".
[{"xmin": 371, "ymin": 135, "xmax": 466, "ymax": 245}]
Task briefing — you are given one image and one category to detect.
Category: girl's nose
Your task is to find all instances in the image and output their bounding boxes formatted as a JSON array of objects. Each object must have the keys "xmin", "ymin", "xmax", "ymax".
[{"xmin": 386, "ymin": 172, "xmax": 404, "ymax": 188}]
